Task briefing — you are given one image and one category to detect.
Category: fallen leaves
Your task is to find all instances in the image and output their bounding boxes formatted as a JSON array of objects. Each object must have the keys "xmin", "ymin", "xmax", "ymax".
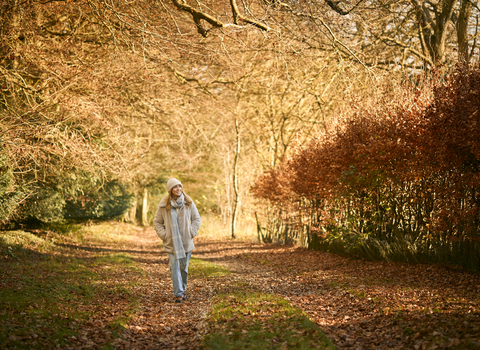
[
  {"xmin": 2, "ymin": 223, "xmax": 480, "ymax": 349},
  {"xmin": 214, "ymin": 242, "xmax": 480, "ymax": 349}
]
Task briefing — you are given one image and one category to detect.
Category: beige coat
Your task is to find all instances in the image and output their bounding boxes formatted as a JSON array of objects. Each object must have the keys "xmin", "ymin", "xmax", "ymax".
[{"xmin": 153, "ymin": 194, "xmax": 201, "ymax": 254}]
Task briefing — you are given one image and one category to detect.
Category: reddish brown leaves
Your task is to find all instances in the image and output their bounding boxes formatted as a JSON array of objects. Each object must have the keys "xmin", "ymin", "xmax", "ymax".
[
  {"xmin": 5, "ymin": 224, "xmax": 478, "ymax": 349},
  {"xmin": 210, "ymin": 240, "xmax": 480, "ymax": 349},
  {"xmin": 252, "ymin": 64, "xmax": 480, "ymax": 270}
]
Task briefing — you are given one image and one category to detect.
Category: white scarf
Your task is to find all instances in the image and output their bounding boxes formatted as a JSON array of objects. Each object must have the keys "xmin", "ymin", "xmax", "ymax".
[{"xmin": 170, "ymin": 193, "xmax": 186, "ymax": 264}]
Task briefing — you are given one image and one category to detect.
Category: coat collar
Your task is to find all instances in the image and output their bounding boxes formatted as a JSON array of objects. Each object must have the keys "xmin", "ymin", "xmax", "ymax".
[
  {"xmin": 159, "ymin": 194, "xmax": 192, "ymax": 208},
  {"xmin": 158, "ymin": 196, "xmax": 169, "ymax": 208}
]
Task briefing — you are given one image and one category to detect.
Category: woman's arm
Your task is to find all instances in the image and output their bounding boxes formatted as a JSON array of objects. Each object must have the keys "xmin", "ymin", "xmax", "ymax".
[
  {"xmin": 190, "ymin": 202, "xmax": 201, "ymax": 237},
  {"xmin": 153, "ymin": 204, "xmax": 167, "ymax": 241}
]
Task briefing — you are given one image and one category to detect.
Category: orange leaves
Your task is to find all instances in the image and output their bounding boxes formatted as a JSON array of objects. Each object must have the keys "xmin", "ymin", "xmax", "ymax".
[
  {"xmin": 254, "ymin": 63, "xmax": 480, "ymax": 271},
  {"xmin": 256, "ymin": 64, "xmax": 480, "ymax": 208}
]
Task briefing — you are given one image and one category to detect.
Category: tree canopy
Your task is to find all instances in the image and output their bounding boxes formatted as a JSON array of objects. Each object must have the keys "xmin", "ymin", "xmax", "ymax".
[{"xmin": 1, "ymin": 0, "xmax": 478, "ymax": 229}]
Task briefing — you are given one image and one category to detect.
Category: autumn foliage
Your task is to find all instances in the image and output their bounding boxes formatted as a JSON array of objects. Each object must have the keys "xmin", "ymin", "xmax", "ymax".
[{"xmin": 253, "ymin": 63, "xmax": 480, "ymax": 271}]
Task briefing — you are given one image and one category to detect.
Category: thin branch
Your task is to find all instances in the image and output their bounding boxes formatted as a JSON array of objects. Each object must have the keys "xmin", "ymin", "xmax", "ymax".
[
  {"xmin": 229, "ymin": 0, "xmax": 270, "ymax": 31},
  {"xmin": 379, "ymin": 36, "xmax": 434, "ymax": 65},
  {"xmin": 324, "ymin": 0, "xmax": 368, "ymax": 15},
  {"xmin": 171, "ymin": 0, "xmax": 224, "ymax": 36}
]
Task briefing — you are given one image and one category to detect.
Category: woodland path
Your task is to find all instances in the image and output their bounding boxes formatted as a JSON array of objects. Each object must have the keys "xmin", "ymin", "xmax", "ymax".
[{"xmin": 68, "ymin": 227, "xmax": 480, "ymax": 350}]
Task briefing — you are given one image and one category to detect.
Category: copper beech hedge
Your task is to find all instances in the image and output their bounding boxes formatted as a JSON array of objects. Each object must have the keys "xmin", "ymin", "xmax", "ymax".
[{"xmin": 253, "ymin": 63, "xmax": 480, "ymax": 271}]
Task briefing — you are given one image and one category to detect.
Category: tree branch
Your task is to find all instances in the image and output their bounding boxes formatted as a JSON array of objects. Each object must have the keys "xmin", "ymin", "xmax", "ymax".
[
  {"xmin": 379, "ymin": 36, "xmax": 434, "ymax": 65},
  {"xmin": 229, "ymin": 0, "xmax": 269, "ymax": 31},
  {"xmin": 170, "ymin": 0, "xmax": 269, "ymax": 37},
  {"xmin": 171, "ymin": 0, "xmax": 224, "ymax": 37},
  {"xmin": 324, "ymin": 0, "xmax": 367, "ymax": 15}
]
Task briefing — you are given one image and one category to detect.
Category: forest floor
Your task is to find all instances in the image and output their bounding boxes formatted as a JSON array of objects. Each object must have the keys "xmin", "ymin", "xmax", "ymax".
[{"xmin": 1, "ymin": 222, "xmax": 480, "ymax": 349}]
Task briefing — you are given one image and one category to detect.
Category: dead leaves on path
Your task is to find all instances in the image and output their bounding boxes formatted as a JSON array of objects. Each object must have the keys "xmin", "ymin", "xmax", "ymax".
[
  {"xmin": 3, "ymin": 224, "xmax": 479, "ymax": 350},
  {"xmin": 71, "ymin": 231, "xmax": 480, "ymax": 349},
  {"xmin": 209, "ymin": 241, "xmax": 480, "ymax": 349}
]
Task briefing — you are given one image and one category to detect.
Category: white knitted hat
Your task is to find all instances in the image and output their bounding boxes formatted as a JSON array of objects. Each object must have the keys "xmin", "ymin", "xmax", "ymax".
[{"xmin": 167, "ymin": 178, "xmax": 182, "ymax": 192}]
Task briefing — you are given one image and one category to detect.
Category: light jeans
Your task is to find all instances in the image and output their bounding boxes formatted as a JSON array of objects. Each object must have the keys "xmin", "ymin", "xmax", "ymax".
[{"xmin": 167, "ymin": 251, "xmax": 191, "ymax": 297}]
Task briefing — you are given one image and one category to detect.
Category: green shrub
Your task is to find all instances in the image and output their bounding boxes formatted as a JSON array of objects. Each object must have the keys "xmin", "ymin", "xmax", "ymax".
[
  {"xmin": 0, "ymin": 152, "xmax": 24, "ymax": 222},
  {"xmin": 64, "ymin": 179, "xmax": 134, "ymax": 220},
  {"xmin": 18, "ymin": 172, "xmax": 134, "ymax": 224},
  {"xmin": 25, "ymin": 189, "xmax": 66, "ymax": 223}
]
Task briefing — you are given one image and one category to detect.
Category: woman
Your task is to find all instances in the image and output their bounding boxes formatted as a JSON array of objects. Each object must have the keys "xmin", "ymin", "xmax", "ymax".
[{"xmin": 153, "ymin": 178, "xmax": 201, "ymax": 303}]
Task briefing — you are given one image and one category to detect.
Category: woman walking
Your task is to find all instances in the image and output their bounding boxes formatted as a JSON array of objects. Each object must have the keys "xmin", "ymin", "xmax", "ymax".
[{"xmin": 153, "ymin": 178, "xmax": 201, "ymax": 303}]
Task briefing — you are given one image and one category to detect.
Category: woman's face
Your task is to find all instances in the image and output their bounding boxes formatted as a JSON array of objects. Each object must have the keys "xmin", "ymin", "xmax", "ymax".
[{"xmin": 171, "ymin": 184, "xmax": 183, "ymax": 198}]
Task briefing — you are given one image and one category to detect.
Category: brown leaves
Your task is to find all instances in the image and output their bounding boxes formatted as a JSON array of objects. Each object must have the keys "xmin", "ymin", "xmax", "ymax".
[
  {"xmin": 253, "ymin": 63, "xmax": 480, "ymax": 271},
  {"xmin": 4, "ymin": 222, "xmax": 479, "ymax": 349},
  {"xmin": 196, "ymin": 238, "xmax": 479, "ymax": 349}
]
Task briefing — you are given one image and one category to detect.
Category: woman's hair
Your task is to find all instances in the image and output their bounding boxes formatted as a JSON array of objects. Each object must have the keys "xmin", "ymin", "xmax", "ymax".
[{"xmin": 165, "ymin": 191, "xmax": 192, "ymax": 210}]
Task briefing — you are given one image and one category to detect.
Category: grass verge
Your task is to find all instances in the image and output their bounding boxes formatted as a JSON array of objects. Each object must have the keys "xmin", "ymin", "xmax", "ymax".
[
  {"xmin": 189, "ymin": 257, "xmax": 232, "ymax": 278},
  {"xmin": 0, "ymin": 223, "xmax": 142, "ymax": 349},
  {"xmin": 191, "ymin": 257, "xmax": 335, "ymax": 350},
  {"xmin": 204, "ymin": 287, "xmax": 336, "ymax": 350}
]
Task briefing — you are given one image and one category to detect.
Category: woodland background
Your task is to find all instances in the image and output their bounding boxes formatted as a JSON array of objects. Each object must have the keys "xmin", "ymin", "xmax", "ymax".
[{"xmin": 1, "ymin": 0, "xmax": 480, "ymax": 271}]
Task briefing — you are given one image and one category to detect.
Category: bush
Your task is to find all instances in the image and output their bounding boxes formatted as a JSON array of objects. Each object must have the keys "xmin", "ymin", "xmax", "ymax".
[
  {"xmin": 17, "ymin": 172, "xmax": 134, "ymax": 224},
  {"xmin": 64, "ymin": 179, "xmax": 134, "ymax": 220},
  {"xmin": 0, "ymin": 152, "xmax": 24, "ymax": 222},
  {"xmin": 253, "ymin": 63, "xmax": 480, "ymax": 272},
  {"xmin": 25, "ymin": 189, "xmax": 66, "ymax": 223}
]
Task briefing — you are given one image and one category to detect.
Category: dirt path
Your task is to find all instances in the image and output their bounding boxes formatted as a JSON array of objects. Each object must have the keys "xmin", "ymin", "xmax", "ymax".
[{"xmin": 72, "ymin": 226, "xmax": 480, "ymax": 350}]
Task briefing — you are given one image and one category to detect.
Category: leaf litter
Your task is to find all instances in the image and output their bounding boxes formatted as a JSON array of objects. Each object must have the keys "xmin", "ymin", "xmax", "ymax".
[{"xmin": 2, "ymin": 223, "xmax": 479, "ymax": 349}]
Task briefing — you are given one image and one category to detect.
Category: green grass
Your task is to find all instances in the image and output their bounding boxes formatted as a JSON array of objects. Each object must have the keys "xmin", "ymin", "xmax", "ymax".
[
  {"xmin": 204, "ymin": 287, "xmax": 336, "ymax": 350},
  {"xmin": 0, "ymin": 225, "xmax": 142, "ymax": 349},
  {"xmin": 189, "ymin": 257, "xmax": 232, "ymax": 278},
  {"xmin": 0, "ymin": 259, "xmax": 94, "ymax": 348},
  {"xmin": 0, "ymin": 230, "xmax": 55, "ymax": 258},
  {"xmin": 93, "ymin": 252, "xmax": 137, "ymax": 268},
  {"xmin": 188, "ymin": 257, "xmax": 335, "ymax": 349}
]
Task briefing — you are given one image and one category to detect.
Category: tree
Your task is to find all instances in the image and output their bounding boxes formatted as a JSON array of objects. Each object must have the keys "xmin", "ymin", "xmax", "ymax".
[
  {"xmin": 253, "ymin": 63, "xmax": 480, "ymax": 270},
  {"xmin": 2, "ymin": 0, "xmax": 476, "ymax": 227}
]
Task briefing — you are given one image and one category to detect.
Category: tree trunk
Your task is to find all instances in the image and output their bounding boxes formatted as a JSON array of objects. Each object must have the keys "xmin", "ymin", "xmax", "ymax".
[
  {"xmin": 124, "ymin": 198, "xmax": 137, "ymax": 223},
  {"xmin": 412, "ymin": 0, "xmax": 458, "ymax": 65},
  {"xmin": 457, "ymin": 0, "xmax": 474, "ymax": 62},
  {"xmin": 141, "ymin": 187, "xmax": 148, "ymax": 226},
  {"xmin": 231, "ymin": 118, "xmax": 241, "ymax": 239},
  {"xmin": 255, "ymin": 211, "xmax": 263, "ymax": 243}
]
